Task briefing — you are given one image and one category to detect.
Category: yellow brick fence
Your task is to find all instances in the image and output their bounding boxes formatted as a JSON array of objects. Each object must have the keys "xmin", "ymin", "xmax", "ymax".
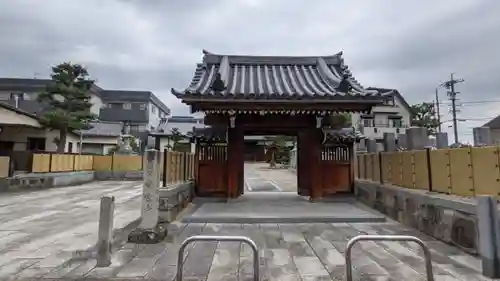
[{"xmin": 356, "ymin": 146, "xmax": 500, "ymax": 197}]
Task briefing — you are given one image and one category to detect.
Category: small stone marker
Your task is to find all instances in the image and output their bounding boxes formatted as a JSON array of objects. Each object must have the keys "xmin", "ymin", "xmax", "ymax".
[
  {"xmin": 128, "ymin": 149, "xmax": 167, "ymax": 244},
  {"xmin": 96, "ymin": 196, "xmax": 115, "ymax": 267},
  {"xmin": 476, "ymin": 196, "xmax": 500, "ymax": 278}
]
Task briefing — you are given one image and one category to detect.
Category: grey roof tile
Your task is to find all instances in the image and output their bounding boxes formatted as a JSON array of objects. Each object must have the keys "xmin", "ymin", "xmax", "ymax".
[
  {"xmin": 157, "ymin": 118, "xmax": 206, "ymax": 136},
  {"xmin": 79, "ymin": 121, "xmax": 123, "ymax": 137},
  {"xmin": 172, "ymin": 50, "xmax": 381, "ymax": 101}
]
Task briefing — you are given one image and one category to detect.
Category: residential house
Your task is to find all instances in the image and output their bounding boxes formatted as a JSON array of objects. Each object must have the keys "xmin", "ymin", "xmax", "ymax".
[
  {"xmin": 482, "ymin": 117, "xmax": 500, "ymax": 144},
  {"xmin": 0, "ymin": 78, "xmax": 104, "ymax": 154},
  {"xmin": 99, "ymin": 90, "xmax": 170, "ymax": 149},
  {"xmin": 353, "ymin": 87, "xmax": 412, "ymax": 151},
  {"xmin": 152, "ymin": 115, "xmax": 206, "ymax": 152},
  {"xmin": 78, "ymin": 121, "xmax": 123, "ymax": 155},
  {"xmin": 0, "ymin": 77, "xmax": 171, "ymax": 153}
]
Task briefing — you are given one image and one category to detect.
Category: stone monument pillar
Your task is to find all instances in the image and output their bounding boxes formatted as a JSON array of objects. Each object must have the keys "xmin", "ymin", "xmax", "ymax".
[
  {"xmin": 436, "ymin": 132, "xmax": 449, "ymax": 149},
  {"xmin": 406, "ymin": 127, "xmax": 428, "ymax": 150},
  {"xmin": 383, "ymin": 133, "xmax": 397, "ymax": 152},
  {"xmin": 366, "ymin": 139, "xmax": 377, "ymax": 153},
  {"xmin": 128, "ymin": 149, "xmax": 167, "ymax": 243},
  {"xmin": 473, "ymin": 127, "xmax": 493, "ymax": 146}
]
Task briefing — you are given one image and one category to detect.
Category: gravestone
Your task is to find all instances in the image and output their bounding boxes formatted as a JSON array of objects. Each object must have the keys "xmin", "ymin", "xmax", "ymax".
[
  {"xmin": 366, "ymin": 139, "xmax": 377, "ymax": 153},
  {"xmin": 473, "ymin": 127, "xmax": 492, "ymax": 146},
  {"xmin": 436, "ymin": 132, "xmax": 449, "ymax": 149},
  {"xmin": 128, "ymin": 149, "xmax": 167, "ymax": 244},
  {"xmin": 396, "ymin": 133, "xmax": 407, "ymax": 150},
  {"xmin": 406, "ymin": 127, "xmax": 428, "ymax": 150},
  {"xmin": 383, "ymin": 133, "xmax": 397, "ymax": 152}
]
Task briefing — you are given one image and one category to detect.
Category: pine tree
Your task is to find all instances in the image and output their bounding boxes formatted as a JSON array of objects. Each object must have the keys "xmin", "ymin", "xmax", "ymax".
[{"xmin": 37, "ymin": 62, "xmax": 97, "ymax": 153}]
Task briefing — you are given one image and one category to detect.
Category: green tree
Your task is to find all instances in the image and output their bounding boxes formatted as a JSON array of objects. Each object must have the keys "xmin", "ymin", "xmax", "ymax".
[
  {"xmin": 37, "ymin": 62, "xmax": 97, "ymax": 152},
  {"xmin": 326, "ymin": 113, "xmax": 352, "ymax": 129},
  {"xmin": 168, "ymin": 127, "xmax": 186, "ymax": 151},
  {"xmin": 410, "ymin": 102, "xmax": 440, "ymax": 135}
]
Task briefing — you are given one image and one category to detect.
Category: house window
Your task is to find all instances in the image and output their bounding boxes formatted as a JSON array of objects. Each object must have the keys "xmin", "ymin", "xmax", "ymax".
[
  {"xmin": 151, "ymin": 106, "xmax": 156, "ymax": 114},
  {"xmin": 139, "ymin": 103, "xmax": 147, "ymax": 110},
  {"xmin": 27, "ymin": 137, "xmax": 46, "ymax": 151},
  {"xmin": 391, "ymin": 118, "xmax": 403, "ymax": 128},
  {"xmin": 362, "ymin": 118, "xmax": 373, "ymax": 127},
  {"xmin": 383, "ymin": 96, "xmax": 395, "ymax": 106},
  {"xmin": 123, "ymin": 103, "xmax": 132, "ymax": 110}
]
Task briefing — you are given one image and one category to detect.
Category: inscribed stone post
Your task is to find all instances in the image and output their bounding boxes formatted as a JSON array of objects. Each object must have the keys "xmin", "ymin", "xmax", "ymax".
[
  {"xmin": 128, "ymin": 149, "xmax": 167, "ymax": 244},
  {"xmin": 383, "ymin": 133, "xmax": 397, "ymax": 152},
  {"xmin": 139, "ymin": 149, "xmax": 160, "ymax": 229},
  {"xmin": 473, "ymin": 127, "xmax": 492, "ymax": 146},
  {"xmin": 435, "ymin": 132, "xmax": 449, "ymax": 149},
  {"xmin": 406, "ymin": 127, "xmax": 428, "ymax": 150},
  {"xmin": 96, "ymin": 196, "xmax": 114, "ymax": 267},
  {"xmin": 366, "ymin": 139, "xmax": 377, "ymax": 153}
]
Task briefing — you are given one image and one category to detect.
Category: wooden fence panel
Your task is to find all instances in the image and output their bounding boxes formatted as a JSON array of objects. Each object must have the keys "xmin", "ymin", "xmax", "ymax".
[
  {"xmin": 365, "ymin": 153, "xmax": 374, "ymax": 180},
  {"xmin": 93, "ymin": 156, "xmax": 112, "ymax": 171},
  {"xmin": 358, "ymin": 154, "xmax": 366, "ymax": 179},
  {"xmin": 449, "ymin": 148, "xmax": 474, "ymax": 196},
  {"xmin": 470, "ymin": 146, "xmax": 500, "ymax": 197},
  {"xmin": 0, "ymin": 156, "xmax": 10, "ymax": 178},
  {"xmin": 372, "ymin": 153, "xmax": 380, "ymax": 182},
  {"xmin": 401, "ymin": 151, "xmax": 414, "ymax": 188},
  {"xmin": 413, "ymin": 150, "xmax": 429, "ymax": 190},
  {"xmin": 429, "ymin": 149, "xmax": 451, "ymax": 193},
  {"xmin": 380, "ymin": 153, "xmax": 390, "ymax": 183},
  {"xmin": 389, "ymin": 153, "xmax": 402, "ymax": 186},
  {"xmin": 112, "ymin": 155, "xmax": 142, "ymax": 171},
  {"xmin": 32, "ymin": 154, "xmax": 51, "ymax": 173}
]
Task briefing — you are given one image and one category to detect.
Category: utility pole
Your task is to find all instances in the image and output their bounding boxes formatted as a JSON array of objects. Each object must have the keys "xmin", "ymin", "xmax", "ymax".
[
  {"xmin": 435, "ymin": 88, "xmax": 442, "ymax": 133},
  {"xmin": 441, "ymin": 73, "xmax": 464, "ymax": 144}
]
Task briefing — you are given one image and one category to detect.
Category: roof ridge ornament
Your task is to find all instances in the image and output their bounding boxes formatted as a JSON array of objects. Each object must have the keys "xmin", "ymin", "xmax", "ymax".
[
  {"xmin": 336, "ymin": 72, "xmax": 353, "ymax": 94},
  {"xmin": 210, "ymin": 73, "xmax": 227, "ymax": 92}
]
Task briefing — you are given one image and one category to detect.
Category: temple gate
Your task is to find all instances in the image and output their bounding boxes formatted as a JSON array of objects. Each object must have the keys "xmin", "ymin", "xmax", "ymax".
[{"xmin": 173, "ymin": 50, "xmax": 383, "ymax": 200}]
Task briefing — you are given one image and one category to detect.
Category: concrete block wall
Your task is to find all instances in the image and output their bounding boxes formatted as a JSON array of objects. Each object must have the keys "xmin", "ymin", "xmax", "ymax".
[{"xmin": 355, "ymin": 180, "xmax": 478, "ymax": 255}]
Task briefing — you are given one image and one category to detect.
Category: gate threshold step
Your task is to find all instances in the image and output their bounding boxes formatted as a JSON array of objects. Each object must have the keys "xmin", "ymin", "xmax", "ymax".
[{"xmin": 181, "ymin": 215, "xmax": 386, "ymax": 224}]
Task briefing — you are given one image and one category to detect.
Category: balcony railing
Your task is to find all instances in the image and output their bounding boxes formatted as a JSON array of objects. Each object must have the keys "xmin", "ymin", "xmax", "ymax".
[{"xmin": 359, "ymin": 122, "xmax": 407, "ymax": 128}]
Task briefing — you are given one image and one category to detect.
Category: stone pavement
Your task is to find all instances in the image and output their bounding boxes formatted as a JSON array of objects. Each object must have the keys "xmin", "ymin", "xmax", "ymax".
[
  {"xmin": 31, "ymin": 221, "xmax": 490, "ymax": 281},
  {"xmin": 245, "ymin": 163, "xmax": 297, "ymax": 193},
  {"xmin": 182, "ymin": 193, "xmax": 386, "ymax": 224},
  {"xmin": 0, "ymin": 180, "xmax": 143, "ymax": 280}
]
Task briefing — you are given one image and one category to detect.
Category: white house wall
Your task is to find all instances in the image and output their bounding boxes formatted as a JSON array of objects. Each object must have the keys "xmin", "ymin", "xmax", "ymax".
[
  {"xmin": 0, "ymin": 106, "xmax": 41, "ymax": 127},
  {"xmin": 0, "ymin": 126, "xmax": 79, "ymax": 153}
]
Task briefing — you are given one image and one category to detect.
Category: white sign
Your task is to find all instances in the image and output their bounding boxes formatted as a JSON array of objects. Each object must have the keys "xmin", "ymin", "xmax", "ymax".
[{"xmin": 139, "ymin": 149, "xmax": 160, "ymax": 229}]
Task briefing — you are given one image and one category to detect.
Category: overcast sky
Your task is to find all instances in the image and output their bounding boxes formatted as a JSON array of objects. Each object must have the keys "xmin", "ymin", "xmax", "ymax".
[{"xmin": 1, "ymin": 0, "xmax": 500, "ymax": 142}]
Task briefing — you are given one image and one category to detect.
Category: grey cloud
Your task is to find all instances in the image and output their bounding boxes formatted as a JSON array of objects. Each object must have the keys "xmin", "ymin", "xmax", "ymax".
[{"xmin": 0, "ymin": 0, "xmax": 499, "ymax": 141}]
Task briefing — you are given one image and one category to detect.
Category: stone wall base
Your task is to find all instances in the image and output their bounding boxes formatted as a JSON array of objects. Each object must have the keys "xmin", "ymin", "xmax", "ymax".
[{"xmin": 355, "ymin": 180, "xmax": 478, "ymax": 255}]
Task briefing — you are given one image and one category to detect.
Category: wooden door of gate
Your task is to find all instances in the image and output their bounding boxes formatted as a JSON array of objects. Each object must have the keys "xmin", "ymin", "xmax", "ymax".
[
  {"xmin": 196, "ymin": 141, "xmax": 228, "ymax": 197},
  {"xmin": 319, "ymin": 145, "xmax": 352, "ymax": 195}
]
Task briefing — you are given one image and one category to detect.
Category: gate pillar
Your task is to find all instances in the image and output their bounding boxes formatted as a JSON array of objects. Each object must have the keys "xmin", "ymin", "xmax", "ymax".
[{"xmin": 227, "ymin": 122, "xmax": 244, "ymax": 199}]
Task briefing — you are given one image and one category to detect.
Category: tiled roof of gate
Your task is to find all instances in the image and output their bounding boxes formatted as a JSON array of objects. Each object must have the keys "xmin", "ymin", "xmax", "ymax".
[{"xmin": 172, "ymin": 50, "xmax": 382, "ymax": 101}]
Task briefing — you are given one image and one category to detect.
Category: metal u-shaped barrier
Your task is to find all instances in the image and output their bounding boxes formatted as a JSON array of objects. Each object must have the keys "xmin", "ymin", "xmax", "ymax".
[
  {"xmin": 176, "ymin": 235, "xmax": 259, "ymax": 281},
  {"xmin": 345, "ymin": 235, "xmax": 435, "ymax": 281}
]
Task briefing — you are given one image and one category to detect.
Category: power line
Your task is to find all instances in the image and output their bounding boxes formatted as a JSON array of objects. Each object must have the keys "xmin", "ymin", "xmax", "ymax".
[{"xmin": 440, "ymin": 73, "xmax": 464, "ymax": 144}]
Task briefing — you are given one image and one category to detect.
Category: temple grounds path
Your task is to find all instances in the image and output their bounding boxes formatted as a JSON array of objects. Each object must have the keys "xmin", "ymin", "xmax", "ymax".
[
  {"xmin": 0, "ymin": 169, "xmax": 490, "ymax": 280},
  {"xmin": 0, "ymin": 181, "xmax": 142, "ymax": 279}
]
